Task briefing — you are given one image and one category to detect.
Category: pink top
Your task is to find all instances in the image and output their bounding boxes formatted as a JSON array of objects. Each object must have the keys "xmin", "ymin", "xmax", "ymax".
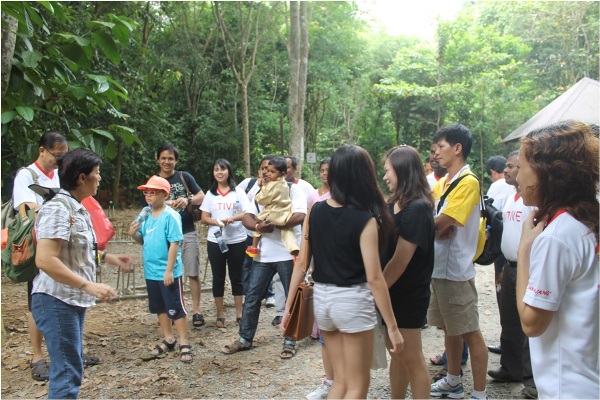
[{"xmin": 307, "ymin": 189, "xmax": 331, "ymax": 208}]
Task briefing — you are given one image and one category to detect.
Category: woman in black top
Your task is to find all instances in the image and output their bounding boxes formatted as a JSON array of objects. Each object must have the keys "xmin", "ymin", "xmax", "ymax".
[
  {"xmin": 383, "ymin": 145, "xmax": 435, "ymax": 399},
  {"xmin": 282, "ymin": 145, "xmax": 403, "ymax": 399}
]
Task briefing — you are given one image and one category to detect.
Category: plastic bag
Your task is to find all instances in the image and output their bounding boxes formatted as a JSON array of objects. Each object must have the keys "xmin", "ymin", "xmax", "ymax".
[
  {"xmin": 82, "ymin": 196, "xmax": 114, "ymax": 251},
  {"xmin": 371, "ymin": 311, "xmax": 388, "ymax": 370}
]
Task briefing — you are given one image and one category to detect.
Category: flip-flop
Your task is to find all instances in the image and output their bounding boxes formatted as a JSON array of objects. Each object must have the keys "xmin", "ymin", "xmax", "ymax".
[{"xmin": 216, "ymin": 317, "xmax": 226, "ymax": 329}]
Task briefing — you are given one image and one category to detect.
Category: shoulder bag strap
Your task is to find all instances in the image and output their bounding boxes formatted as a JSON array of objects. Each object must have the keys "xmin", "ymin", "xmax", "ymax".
[
  {"xmin": 299, "ymin": 204, "xmax": 313, "ymax": 275},
  {"xmin": 179, "ymin": 171, "xmax": 192, "ymax": 198}
]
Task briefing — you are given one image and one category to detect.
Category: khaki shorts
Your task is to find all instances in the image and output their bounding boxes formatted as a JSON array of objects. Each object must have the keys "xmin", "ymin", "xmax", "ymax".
[
  {"xmin": 428, "ymin": 278, "xmax": 480, "ymax": 336},
  {"xmin": 182, "ymin": 231, "xmax": 201, "ymax": 277}
]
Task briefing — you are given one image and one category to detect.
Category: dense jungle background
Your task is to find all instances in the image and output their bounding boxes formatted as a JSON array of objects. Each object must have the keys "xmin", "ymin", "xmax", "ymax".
[{"xmin": 1, "ymin": 1, "xmax": 598, "ymax": 204}]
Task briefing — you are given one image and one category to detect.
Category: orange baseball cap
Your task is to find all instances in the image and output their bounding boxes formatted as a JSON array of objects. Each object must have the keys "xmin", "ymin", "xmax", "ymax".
[{"xmin": 137, "ymin": 175, "xmax": 171, "ymax": 195}]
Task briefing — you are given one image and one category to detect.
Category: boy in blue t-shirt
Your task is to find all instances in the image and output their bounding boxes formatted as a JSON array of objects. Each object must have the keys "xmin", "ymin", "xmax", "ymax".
[{"xmin": 128, "ymin": 175, "xmax": 192, "ymax": 363}]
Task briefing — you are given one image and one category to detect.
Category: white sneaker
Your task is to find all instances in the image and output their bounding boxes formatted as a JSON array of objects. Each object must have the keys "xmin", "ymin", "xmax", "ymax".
[
  {"xmin": 306, "ymin": 382, "xmax": 331, "ymax": 399},
  {"xmin": 265, "ymin": 296, "xmax": 276, "ymax": 308},
  {"xmin": 431, "ymin": 377, "xmax": 464, "ymax": 399}
]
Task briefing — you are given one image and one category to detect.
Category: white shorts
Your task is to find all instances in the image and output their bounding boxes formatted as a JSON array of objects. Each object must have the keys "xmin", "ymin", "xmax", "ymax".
[{"xmin": 313, "ymin": 282, "xmax": 376, "ymax": 333}]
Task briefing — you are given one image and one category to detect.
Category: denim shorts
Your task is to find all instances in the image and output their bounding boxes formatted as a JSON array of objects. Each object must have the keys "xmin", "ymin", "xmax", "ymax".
[{"xmin": 313, "ymin": 282, "xmax": 376, "ymax": 333}]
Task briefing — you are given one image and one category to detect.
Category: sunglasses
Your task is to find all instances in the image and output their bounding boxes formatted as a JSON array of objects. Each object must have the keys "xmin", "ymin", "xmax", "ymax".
[{"xmin": 143, "ymin": 190, "xmax": 162, "ymax": 196}]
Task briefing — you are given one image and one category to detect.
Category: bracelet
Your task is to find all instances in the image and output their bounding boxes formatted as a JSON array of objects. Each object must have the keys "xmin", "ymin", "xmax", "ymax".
[
  {"xmin": 101, "ymin": 252, "xmax": 107, "ymax": 264},
  {"xmin": 255, "ymin": 223, "xmax": 260, "ymax": 233},
  {"xmin": 78, "ymin": 280, "xmax": 88, "ymax": 290}
]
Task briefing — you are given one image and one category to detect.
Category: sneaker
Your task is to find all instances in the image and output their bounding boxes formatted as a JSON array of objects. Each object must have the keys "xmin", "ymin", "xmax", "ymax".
[
  {"xmin": 306, "ymin": 382, "xmax": 331, "ymax": 399},
  {"xmin": 430, "ymin": 377, "xmax": 464, "ymax": 399},
  {"xmin": 245, "ymin": 246, "xmax": 259, "ymax": 258},
  {"xmin": 265, "ymin": 296, "xmax": 276, "ymax": 308}
]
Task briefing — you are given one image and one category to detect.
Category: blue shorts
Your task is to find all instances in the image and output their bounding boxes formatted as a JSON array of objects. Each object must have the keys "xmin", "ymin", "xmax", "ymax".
[{"xmin": 146, "ymin": 277, "xmax": 187, "ymax": 320}]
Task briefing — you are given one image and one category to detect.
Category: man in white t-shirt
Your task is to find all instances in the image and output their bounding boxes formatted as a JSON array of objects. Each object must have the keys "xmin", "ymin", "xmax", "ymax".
[
  {"xmin": 285, "ymin": 156, "xmax": 315, "ymax": 198},
  {"xmin": 427, "ymin": 142, "xmax": 447, "ymax": 190},
  {"xmin": 237, "ymin": 157, "xmax": 276, "ymax": 306},
  {"xmin": 484, "ymin": 155, "xmax": 516, "ymax": 355},
  {"xmin": 12, "ymin": 131, "xmax": 68, "ymax": 382},
  {"xmin": 487, "ymin": 151, "xmax": 537, "ymax": 399},
  {"xmin": 222, "ymin": 158, "xmax": 307, "ymax": 359}
]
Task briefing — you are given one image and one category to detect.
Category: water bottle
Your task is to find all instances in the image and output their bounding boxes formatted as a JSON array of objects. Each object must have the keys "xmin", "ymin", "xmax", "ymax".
[
  {"xmin": 134, "ymin": 206, "xmax": 152, "ymax": 224},
  {"xmin": 234, "ymin": 200, "xmax": 241, "ymax": 215}
]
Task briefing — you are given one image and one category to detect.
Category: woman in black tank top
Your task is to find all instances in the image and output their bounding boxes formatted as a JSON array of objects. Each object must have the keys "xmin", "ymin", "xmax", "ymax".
[{"xmin": 281, "ymin": 145, "xmax": 404, "ymax": 399}]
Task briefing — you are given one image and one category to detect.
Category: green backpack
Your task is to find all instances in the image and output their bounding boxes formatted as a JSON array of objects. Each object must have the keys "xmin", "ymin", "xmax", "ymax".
[{"xmin": 1, "ymin": 198, "xmax": 70, "ymax": 283}]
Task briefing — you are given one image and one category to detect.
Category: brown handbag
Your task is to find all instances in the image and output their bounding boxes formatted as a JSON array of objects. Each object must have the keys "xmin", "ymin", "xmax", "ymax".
[
  {"xmin": 282, "ymin": 207, "xmax": 314, "ymax": 341},
  {"xmin": 179, "ymin": 171, "xmax": 201, "ymax": 222}
]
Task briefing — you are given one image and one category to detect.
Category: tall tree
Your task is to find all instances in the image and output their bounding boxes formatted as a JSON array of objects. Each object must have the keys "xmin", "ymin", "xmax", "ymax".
[
  {"xmin": 214, "ymin": 1, "xmax": 270, "ymax": 176},
  {"xmin": 287, "ymin": 1, "xmax": 309, "ymax": 176}
]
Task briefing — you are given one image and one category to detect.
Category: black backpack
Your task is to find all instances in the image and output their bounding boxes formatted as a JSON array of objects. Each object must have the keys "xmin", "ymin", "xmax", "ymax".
[
  {"xmin": 475, "ymin": 195, "xmax": 504, "ymax": 265},
  {"xmin": 436, "ymin": 172, "xmax": 503, "ymax": 265}
]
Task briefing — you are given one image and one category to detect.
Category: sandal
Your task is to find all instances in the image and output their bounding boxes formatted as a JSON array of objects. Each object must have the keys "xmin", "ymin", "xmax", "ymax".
[
  {"xmin": 30, "ymin": 359, "xmax": 50, "ymax": 381},
  {"xmin": 280, "ymin": 343, "xmax": 296, "ymax": 359},
  {"xmin": 432, "ymin": 367, "xmax": 463, "ymax": 382},
  {"xmin": 193, "ymin": 313, "xmax": 205, "ymax": 328},
  {"xmin": 179, "ymin": 344, "xmax": 193, "ymax": 363},
  {"xmin": 140, "ymin": 339, "xmax": 177, "ymax": 361},
  {"xmin": 216, "ymin": 317, "xmax": 226, "ymax": 329},
  {"xmin": 222, "ymin": 339, "xmax": 251, "ymax": 354},
  {"xmin": 83, "ymin": 353, "xmax": 100, "ymax": 366},
  {"xmin": 430, "ymin": 353, "xmax": 445, "ymax": 365}
]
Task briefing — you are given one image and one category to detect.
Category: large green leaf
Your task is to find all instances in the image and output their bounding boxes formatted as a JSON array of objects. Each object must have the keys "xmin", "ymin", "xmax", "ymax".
[
  {"xmin": 91, "ymin": 129, "xmax": 115, "ymax": 140},
  {"xmin": 55, "ymin": 33, "xmax": 90, "ymax": 47},
  {"xmin": 21, "ymin": 50, "xmax": 43, "ymax": 68},
  {"xmin": 86, "ymin": 74, "xmax": 108, "ymax": 84},
  {"xmin": 15, "ymin": 106, "xmax": 34, "ymax": 122},
  {"xmin": 59, "ymin": 42, "xmax": 90, "ymax": 70},
  {"xmin": 92, "ymin": 31, "xmax": 120, "ymax": 64},
  {"xmin": 68, "ymin": 85, "xmax": 88, "ymax": 100},
  {"xmin": 1, "ymin": 111, "xmax": 17, "ymax": 124}
]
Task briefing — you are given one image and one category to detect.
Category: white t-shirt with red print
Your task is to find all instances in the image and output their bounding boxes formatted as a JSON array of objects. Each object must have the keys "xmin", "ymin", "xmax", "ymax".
[{"xmin": 524, "ymin": 211, "xmax": 599, "ymax": 399}]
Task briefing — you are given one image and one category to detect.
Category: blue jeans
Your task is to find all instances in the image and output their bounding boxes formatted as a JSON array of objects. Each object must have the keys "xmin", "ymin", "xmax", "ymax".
[
  {"xmin": 239, "ymin": 259, "xmax": 295, "ymax": 346},
  {"xmin": 241, "ymin": 235, "xmax": 273, "ymax": 299},
  {"xmin": 443, "ymin": 342, "xmax": 469, "ymax": 367},
  {"xmin": 31, "ymin": 293, "xmax": 86, "ymax": 399}
]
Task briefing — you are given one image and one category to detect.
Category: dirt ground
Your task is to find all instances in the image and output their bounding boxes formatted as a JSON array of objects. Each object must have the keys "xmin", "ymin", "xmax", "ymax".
[{"xmin": 1, "ymin": 209, "xmax": 526, "ymax": 399}]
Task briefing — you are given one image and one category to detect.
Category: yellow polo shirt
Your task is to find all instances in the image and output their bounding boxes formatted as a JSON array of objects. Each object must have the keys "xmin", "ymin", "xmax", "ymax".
[{"xmin": 433, "ymin": 166, "xmax": 481, "ymax": 281}]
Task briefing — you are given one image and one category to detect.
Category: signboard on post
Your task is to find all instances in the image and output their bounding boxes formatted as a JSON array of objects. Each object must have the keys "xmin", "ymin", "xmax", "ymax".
[{"xmin": 306, "ymin": 152, "xmax": 316, "ymax": 163}]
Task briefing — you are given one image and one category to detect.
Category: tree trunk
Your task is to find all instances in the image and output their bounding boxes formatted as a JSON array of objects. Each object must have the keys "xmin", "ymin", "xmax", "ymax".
[
  {"xmin": 112, "ymin": 140, "xmax": 125, "ymax": 208},
  {"xmin": 288, "ymin": 2, "xmax": 309, "ymax": 177},
  {"xmin": 240, "ymin": 82, "xmax": 251, "ymax": 176},
  {"xmin": 1, "ymin": 13, "xmax": 17, "ymax": 97}
]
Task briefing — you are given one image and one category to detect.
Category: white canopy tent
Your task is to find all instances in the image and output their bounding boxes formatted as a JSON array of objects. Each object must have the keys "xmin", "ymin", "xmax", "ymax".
[{"xmin": 502, "ymin": 77, "xmax": 600, "ymax": 142}]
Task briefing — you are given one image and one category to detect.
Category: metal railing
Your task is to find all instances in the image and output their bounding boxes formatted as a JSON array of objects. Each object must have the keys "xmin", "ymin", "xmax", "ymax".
[{"xmin": 99, "ymin": 220, "xmax": 212, "ymax": 299}]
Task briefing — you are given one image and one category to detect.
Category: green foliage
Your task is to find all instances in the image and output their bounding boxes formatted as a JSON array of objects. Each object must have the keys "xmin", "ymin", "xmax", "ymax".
[
  {"xmin": 2, "ymin": 1, "xmax": 597, "ymax": 202},
  {"xmin": 1, "ymin": 1, "xmax": 138, "ymax": 192}
]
